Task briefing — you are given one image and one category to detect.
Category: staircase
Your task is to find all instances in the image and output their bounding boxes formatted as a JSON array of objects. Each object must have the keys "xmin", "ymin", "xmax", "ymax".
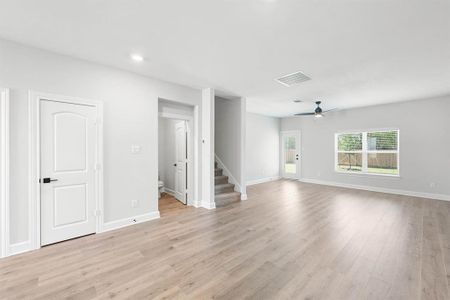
[{"xmin": 214, "ymin": 161, "xmax": 241, "ymax": 207}]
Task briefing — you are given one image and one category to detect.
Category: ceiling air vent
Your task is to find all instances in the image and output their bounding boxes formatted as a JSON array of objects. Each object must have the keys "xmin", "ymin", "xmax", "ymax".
[{"xmin": 276, "ymin": 71, "xmax": 311, "ymax": 87}]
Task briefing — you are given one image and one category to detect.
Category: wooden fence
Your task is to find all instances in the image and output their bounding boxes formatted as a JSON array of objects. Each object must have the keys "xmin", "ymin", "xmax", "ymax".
[{"xmin": 337, "ymin": 153, "xmax": 397, "ymax": 169}]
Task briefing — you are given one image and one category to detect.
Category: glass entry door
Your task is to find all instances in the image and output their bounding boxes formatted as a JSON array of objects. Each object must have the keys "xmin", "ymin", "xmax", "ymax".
[{"xmin": 281, "ymin": 131, "xmax": 301, "ymax": 179}]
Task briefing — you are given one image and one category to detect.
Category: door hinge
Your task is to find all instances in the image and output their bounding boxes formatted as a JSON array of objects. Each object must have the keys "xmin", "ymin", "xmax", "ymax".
[
  {"xmin": 94, "ymin": 210, "xmax": 102, "ymax": 217},
  {"xmin": 94, "ymin": 163, "xmax": 102, "ymax": 171}
]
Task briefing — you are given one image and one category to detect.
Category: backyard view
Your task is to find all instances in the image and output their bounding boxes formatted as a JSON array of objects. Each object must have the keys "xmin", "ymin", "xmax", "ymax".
[
  {"xmin": 337, "ymin": 130, "xmax": 399, "ymax": 175},
  {"xmin": 284, "ymin": 136, "xmax": 297, "ymax": 174}
]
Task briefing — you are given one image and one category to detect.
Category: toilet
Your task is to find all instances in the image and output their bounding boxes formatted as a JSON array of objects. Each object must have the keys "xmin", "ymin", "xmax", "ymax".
[{"xmin": 158, "ymin": 180, "xmax": 164, "ymax": 198}]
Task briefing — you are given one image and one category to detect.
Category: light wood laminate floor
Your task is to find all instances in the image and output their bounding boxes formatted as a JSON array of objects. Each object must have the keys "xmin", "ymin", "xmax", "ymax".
[{"xmin": 1, "ymin": 180, "xmax": 450, "ymax": 299}]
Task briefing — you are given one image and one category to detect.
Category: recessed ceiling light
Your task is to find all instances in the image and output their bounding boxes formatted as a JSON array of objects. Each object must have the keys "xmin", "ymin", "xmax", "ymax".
[
  {"xmin": 130, "ymin": 54, "xmax": 144, "ymax": 62},
  {"xmin": 293, "ymin": 100, "xmax": 303, "ymax": 103}
]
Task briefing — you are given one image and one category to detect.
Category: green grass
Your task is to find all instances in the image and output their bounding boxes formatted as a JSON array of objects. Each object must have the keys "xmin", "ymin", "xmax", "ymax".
[
  {"xmin": 337, "ymin": 165, "xmax": 398, "ymax": 175},
  {"xmin": 367, "ymin": 167, "xmax": 399, "ymax": 175},
  {"xmin": 284, "ymin": 163, "xmax": 297, "ymax": 174}
]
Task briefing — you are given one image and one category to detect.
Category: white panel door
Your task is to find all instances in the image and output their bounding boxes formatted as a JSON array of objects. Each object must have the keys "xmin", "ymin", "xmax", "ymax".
[
  {"xmin": 281, "ymin": 131, "xmax": 301, "ymax": 179},
  {"xmin": 40, "ymin": 100, "xmax": 97, "ymax": 246},
  {"xmin": 174, "ymin": 121, "xmax": 187, "ymax": 204}
]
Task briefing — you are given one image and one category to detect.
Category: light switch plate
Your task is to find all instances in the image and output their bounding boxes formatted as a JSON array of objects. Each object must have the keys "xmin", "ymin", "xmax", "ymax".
[{"xmin": 131, "ymin": 144, "xmax": 141, "ymax": 154}]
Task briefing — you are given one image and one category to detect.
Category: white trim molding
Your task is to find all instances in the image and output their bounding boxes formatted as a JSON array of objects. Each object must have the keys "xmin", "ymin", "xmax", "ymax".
[
  {"xmin": 299, "ymin": 178, "xmax": 450, "ymax": 201},
  {"xmin": 8, "ymin": 240, "xmax": 33, "ymax": 257},
  {"xmin": 0, "ymin": 87, "xmax": 10, "ymax": 258},
  {"xmin": 101, "ymin": 211, "xmax": 160, "ymax": 233},
  {"xmin": 201, "ymin": 201, "xmax": 216, "ymax": 210},
  {"xmin": 28, "ymin": 91, "xmax": 104, "ymax": 253},
  {"xmin": 247, "ymin": 176, "xmax": 281, "ymax": 186}
]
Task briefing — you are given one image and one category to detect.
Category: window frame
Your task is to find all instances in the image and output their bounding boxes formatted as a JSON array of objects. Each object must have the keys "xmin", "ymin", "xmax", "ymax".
[{"xmin": 335, "ymin": 129, "xmax": 400, "ymax": 177}]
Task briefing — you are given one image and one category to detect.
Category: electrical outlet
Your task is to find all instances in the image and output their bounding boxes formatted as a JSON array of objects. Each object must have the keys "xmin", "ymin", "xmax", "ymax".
[{"xmin": 131, "ymin": 199, "xmax": 138, "ymax": 208}]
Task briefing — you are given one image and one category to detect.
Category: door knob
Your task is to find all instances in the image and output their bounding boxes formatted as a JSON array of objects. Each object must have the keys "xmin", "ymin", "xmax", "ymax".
[
  {"xmin": 173, "ymin": 163, "xmax": 177, "ymax": 167},
  {"xmin": 41, "ymin": 178, "xmax": 58, "ymax": 183}
]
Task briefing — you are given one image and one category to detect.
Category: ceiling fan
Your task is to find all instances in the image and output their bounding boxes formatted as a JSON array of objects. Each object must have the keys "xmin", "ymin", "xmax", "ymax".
[{"xmin": 294, "ymin": 101, "xmax": 336, "ymax": 118}]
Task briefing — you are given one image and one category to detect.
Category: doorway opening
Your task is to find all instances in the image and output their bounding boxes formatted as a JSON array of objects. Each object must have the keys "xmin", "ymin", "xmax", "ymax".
[
  {"xmin": 158, "ymin": 99, "xmax": 196, "ymax": 216},
  {"xmin": 281, "ymin": 131, "xmax": 301, "ymax": 179}
]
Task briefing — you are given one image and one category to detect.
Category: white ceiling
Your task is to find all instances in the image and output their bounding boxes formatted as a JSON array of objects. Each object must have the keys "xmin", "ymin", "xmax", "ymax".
[{"xmin": 0, "ymin": 0, "xmax": 449, "ymax": 117}]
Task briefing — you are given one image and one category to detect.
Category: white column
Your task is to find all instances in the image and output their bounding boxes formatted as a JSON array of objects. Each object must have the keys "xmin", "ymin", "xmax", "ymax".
[
  {"xmin": 0, "ymin": 88, "xmax": 10, "ymax": 258},
  {"xmin": 239, "ymin": 97, "xmax": 248, "ymax": 200},
  {"xmin": 201, "ymin": 88, "xmax": 215, "ymax": 209}
]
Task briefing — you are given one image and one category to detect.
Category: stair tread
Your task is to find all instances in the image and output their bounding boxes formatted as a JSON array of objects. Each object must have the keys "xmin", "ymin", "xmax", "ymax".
[
  {"xmin": 215, "ymin": 191, "xmax": 241, "ymax": 199},
  {"xmin": 215, "ymin": 183, "xmax": 234, "ymax": 188}
]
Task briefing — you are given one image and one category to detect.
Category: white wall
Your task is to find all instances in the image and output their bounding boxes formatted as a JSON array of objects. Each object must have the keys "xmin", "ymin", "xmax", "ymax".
[
  {"xmin": 246, "ymin": 112, "xmax": 281, "ymax": 184},
  {"xmin": 0, "ymin": 38, "xmax": 204, "ymax": 245},
  {"xmin": 0, "ymin": 88, "xmax": 9, "ymax": 257},
  {"xmin": 215, "ymin": 97, "xmax": 242, "ymax": 184},
  {"xmin": 159, "ymin": 99, "xmax": 194, "ymax": 116},
  {"xmin": 281, "ymin": 96, "xmax": 450, "ymax": 198}
]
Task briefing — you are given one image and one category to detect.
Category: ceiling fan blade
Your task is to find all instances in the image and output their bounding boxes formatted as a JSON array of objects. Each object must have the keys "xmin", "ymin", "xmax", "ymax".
[
  {"xmin": 323, "ymin": 108, "xmax": 339, "ymax": 113},
  {"xmin": 294, "ymin": 112, "xmax": 315, "ymax": 116}
]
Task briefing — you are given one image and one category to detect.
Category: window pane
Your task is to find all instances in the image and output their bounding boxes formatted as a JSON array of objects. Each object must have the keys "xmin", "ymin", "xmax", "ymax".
[
  {"xmin": 338, "ymin": 133, "xmax": 362, "ymax": 151},
  {"xmin": 367, "ymin": 153, "xmax": 398, "ymax": 175},
  {"xmin": 337, "ymin": 153, "xmax": 362, "ymax": 172},
  {"xmin": 284, "ymin": 163, "xmax": 296, "ymax": 174},
  {"xmin": 284, "ymin": 136, "xmax": 296, "ymax": 174},
  {"xmin": 367, "ymin": 131, "xmax": 398, "ymax": 151}
]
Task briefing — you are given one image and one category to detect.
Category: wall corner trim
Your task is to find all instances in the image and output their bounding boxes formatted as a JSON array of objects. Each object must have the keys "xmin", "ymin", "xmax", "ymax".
[{"xmin": 201, "ymin": 201, "xmax": 216, "ymax": 210}]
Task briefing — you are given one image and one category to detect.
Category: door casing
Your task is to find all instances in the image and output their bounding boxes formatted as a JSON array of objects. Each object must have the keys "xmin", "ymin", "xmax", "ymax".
[
  {"xmin": 281, "ymin": 130, "xmax": 301, "ymax": 179},
  {"xmin": 158, "ymin": 111, "xmax": 195, "ymax": 207},
  {"xmin": 29, "ymin": 91, "xmax": 104, "ymax": 251}
]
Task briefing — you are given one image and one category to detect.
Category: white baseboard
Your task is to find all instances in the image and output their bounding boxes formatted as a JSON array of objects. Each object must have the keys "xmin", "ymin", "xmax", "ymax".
[
  {"xmin": 101, "ymin": 211, "xmax": 161, "ymax": 233},
  {"xmin": 1, "ymin": 212, "xmax": 161, "ymax": 259},
  {"xmin": 201, "ymin": 201, "xmax": 216, "ymax": 210},
  {"xmin": 299, "ymin": 178, "xmax": 450, "ymax": 201},
  {"xmin": 247, "ymin": 176, "xmax": 281, "ymax": 186},
  {"xmin": 8, "ymin": 240, "xmax": 33, "ymax": 257},
  {"xmin": 163, "ymin": 187, "xmax": 176, "ymax": 197}
]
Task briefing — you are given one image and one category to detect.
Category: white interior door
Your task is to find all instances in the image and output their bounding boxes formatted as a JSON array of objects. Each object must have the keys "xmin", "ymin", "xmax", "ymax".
[
  {"xmin": 174, "ymin": 121, "xmax": 187, "ymax": 204},
  {"xmin": 281, "ymin": 131, "xmax": 301, "ymax": 179},
  {"xmin": 40, "ymin": 100, "xmax": 97, "ymax": 246}
]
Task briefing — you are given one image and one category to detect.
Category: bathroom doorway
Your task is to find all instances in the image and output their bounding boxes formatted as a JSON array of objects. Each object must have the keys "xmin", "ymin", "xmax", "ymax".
[{"xmin": 158, "ymin": 99, "xmax": 196, "ymax": 213}]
